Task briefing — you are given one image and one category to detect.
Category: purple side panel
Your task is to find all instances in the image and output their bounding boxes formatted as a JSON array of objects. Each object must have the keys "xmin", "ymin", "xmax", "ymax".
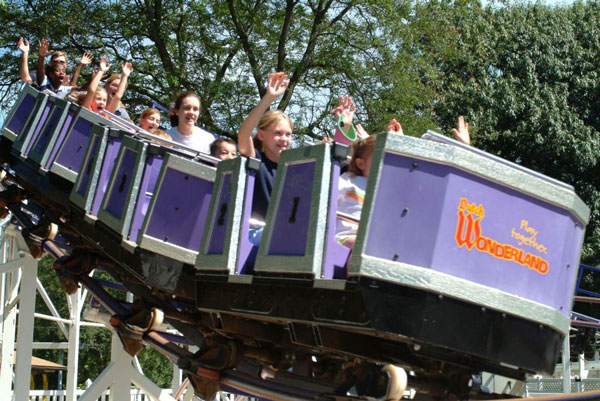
[
  {"xmin": 44, "ymin": 110, "xmax": 75, "ymax": 170},
  {"xmin": 366, "ymin": 152, "xmax": 583, "ymax": 316},
  {"xmin": 268, "ymin": 162, "xmax": 315, "ymax": 256},
  {"xmin": 434, "ymin": 168, "xmax": 582, "ymax": 316},
  {"xmin": 33, "ymin": 105, "xmax": 63, "ymax": 155},
  {"xmin": 323, "ymin": 161, "xmax": 351, "ymax": 279},
  {"xmin": 75, "ymin": 136, "xmax": 100, "ymax": 197},
  {"xmin": 366, "ymin": 153, "xmax": 445, "ymax": 267},
  {"xmin": 104, "ymin": 148, "xmax": 136, "ymax": 219},
  {"xmin": 91, "ymin": 137, "xmax": 122, "ymax": 216},
  {"xmin": 5, "ymin": 94, "xmax": 36, "ymax": 136},
  {"xmin": 128, "ymin": 155, "xmax": 164, "ymax": 242},
  {"xmin": 54, "ymin": 117, "xmax": 94, "ymax": 173},
  {"xmin": 236, "ymin": 171, "xmax": 256, "ymax": 275},
  {"xmin": 145, "ymin": 168, "xmax": 213, "ymax": 250},
  {"xmin": 23, "ymin": 100, "xmax": 52, "ymax": 155},
  {"xmin": 207, "ymin": 173, "xmax": 232, "ymax": 254}
]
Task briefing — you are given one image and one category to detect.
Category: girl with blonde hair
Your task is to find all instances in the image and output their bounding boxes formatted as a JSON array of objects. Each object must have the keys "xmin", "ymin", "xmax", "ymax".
[{"xmin": 238, "ymin": 72, "xmax": 292, "ymax": 224}]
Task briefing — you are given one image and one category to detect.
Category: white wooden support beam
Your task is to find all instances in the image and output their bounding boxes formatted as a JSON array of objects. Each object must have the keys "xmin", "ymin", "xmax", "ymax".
[
  {"xmin": 32, "ymin": 342, "xmax": 70, "ymax": 349},
  {"xmin": 563, "ymin": 334, "xmax": 571, "ymax": 393},
  {"xmin": 111, "ymin": 334, "xmax": 133, "ymax": 401},
  {"xmin": 36, "ymin": 277, "xmax": 69, "ymax": 338},
  {"xmin": 79, "ymin": 287, "xmax": 89, "ymax": 316},
  {"xmin": 0, "ymin": 254, "xmax": 31, "ymax": 275},
  {"xmin": 0, "ymin": 269, "xmax": 19, "ymax": 395},
  {"xmin": 66, "ymin": 290, "xmax": 73, "ymax": 317},
  {"xmin": 131, "ymin": 368, "xmax": 177, "ymax": 401},
  {"xmin": 34, "ymin": 312, "xmax": 72, "ymax": 324},
  {"xmin": 0, "ymin": 230, "xmax": 19, "ymax": 395},
  {"xmin": 134, "ymin": 356, "xmax": 144, "ymax": 374},
  {"xmin": 4, "ymin": 294, "xmax": 19, "ymax": 314},
  {"xmin": 12, "ymin": 253, "xmax": 38, "ymax": 401},
  {"xmin": 77, "ymin": 361, "xmax": 117, "ymax": 401},
  {"xmin": 171, "ymin": 363, "xmax": 183, "ymax": 395},
  {"xmin": 79, "ymin": 332, "xmax": 177, "ymax": 401},
  {"xmin": 579, "ymin": 353, "xmax": 587, "ymax": 380},
  {"xmin": 65, "ymin": 290, "xmax": 81, "ymax": 401},
  {"xmin": 80, "ymin": 321, "xmax": 107, "ymax": 328},
  {"xmin": 0, "ymin": 258, "xmax": 5, "ymax": 334}
]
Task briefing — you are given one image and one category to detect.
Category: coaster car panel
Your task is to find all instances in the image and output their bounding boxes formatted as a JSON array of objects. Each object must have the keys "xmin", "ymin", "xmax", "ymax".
[{"xmin": 0, "ymin": 84, "xmax": 591, "ymax": 400}]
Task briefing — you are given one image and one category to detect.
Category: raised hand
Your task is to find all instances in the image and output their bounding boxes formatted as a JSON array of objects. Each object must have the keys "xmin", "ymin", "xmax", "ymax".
[
  {"xmin": 386, "ymin": 118, "xmax": 403, "ymax": 135},
  {"xmin": 452, "ymin": 116, "xmax": 470, "ymax": 145},
  {"xmin": 38, "ymin": 38, "xmax": 52, "ymax": 57},
  {"xmin": 238, "ymin": 71, "xmax": 290, "ymax": 159},
  {"xmin": 331, "ymin": 95, "xmax": 356, "ymax": 128},
  {"xmin": 356, "ymin": 124, "xmax": 369, "ymax": 140},
  {"xmin": 79, "ymin": 52, "xmax": 93, "ymax": 65},
  {"xmin": 17, "ymin": 37, "xmax": 29, "ymax": 54},
  {"xmin": 121, "ymin": 62, "xmax": 133, "ymax": 77},
  {"xmin": 98, "ymin": 57, "xmax": 111, "ymax": 74},
  {"xmin": 265, "ymin": 72, "xmax": 289, "ymax": 99},
  {"xmin": 18, "ymin": 37, "xmax": 33, "ymax": 84}
]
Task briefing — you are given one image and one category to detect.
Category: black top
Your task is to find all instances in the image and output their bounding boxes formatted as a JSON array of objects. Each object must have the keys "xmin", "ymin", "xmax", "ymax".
[{"xmin": 251, "ymin": 150, "xmax": 278, "ymax": 222}]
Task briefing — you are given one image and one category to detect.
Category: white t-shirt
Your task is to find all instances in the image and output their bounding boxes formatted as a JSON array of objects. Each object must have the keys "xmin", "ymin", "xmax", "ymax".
[
  {"xmin": 166, "ymin": 126, "xmax": 215, "ymax": 154},
  {"xmin": 38, "ymin": 82, "xmax": 72, "ymax": 99},
  {"xmin": 335, "ymin": 172, "xmax": 367, "ymax": 243}
]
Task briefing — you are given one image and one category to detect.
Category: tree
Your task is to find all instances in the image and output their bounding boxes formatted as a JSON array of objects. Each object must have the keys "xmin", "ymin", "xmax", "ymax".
[
  {"xmin": 0, "ymin": 0, "xmax": 436, "ymax": 138},
  {"xmin": 33, "ymin": 256, "xmax": 172, "ymax": 387},
  {"xmin": 33, "ymin": 256, "xmax": 113, "ymax": 386},
  {"xmin": 0, "ymin": 0, "xmax": 440, "ymax": 388},
  {"xmin": 2, "ymin": 0, "xmax": 600, "ymax": 263},
  {"xmin": 407, "ymin": 0, "xmax": 600, "ymax": 264}
]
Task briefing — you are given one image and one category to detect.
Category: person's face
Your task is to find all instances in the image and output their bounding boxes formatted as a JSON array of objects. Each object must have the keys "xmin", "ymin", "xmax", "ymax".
[
  {"xmin": 257, "ymin": 118, "xmax": 292, "ymax": 162},
  {"xmin": 108, "ymin": 79, "xmax": 120, "ymax": 98},
  {"xmin": 140, "ymin": 112, "xmax": 161, "ymax": 131},
  {"xmin": 355, "ymin": 149, "xmax": 374, "ymax": 178},
  {"xmin": 216, "ymin": 142, "xmax": 237, "ymax": 160},
  {"xmin": 94, "ymin": 91, "xmax": 107, "ymax": 112},
  {"xmin": 175, "ymin": 96, "xmax": 200, "ymax": 128},
  {"xmin": 48, "ymin": 64, "xmax": 66, "ymax": 87},
  {"xmin": 51, "ymin": 55, "xmax": 66, "ymax": 66}
]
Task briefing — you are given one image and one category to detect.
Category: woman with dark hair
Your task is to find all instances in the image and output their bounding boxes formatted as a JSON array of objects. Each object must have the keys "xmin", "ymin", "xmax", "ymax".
[
  {"xmin": 166, "ymin": 91, "xmax": 215, "ymax": 153},
  {"xmin": 104, "ymin": 73, "xmax": 131, "ymax": 119}
]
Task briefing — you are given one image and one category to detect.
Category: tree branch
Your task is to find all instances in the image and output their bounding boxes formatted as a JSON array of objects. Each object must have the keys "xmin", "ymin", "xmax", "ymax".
[
  {"xmin": 278, "ymin": 1, "xmax": 328, "ymax": 110},
  {"xmin": 227, "ymin": 0, "xmax": 264, "ymax": 96},
  {"xmin": 277, "ymin": 0, "xmax": 298, "ymax": 71},
  {"xmin": 203, "ymin": 42, "xmax": 242, "ymax": 111},
  {"xmin": 140, "ymin": 0, "xmax": 177, "ymax": 87}
]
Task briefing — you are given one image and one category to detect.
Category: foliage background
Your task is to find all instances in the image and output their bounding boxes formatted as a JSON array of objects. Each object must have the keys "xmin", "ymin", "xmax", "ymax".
[
  {"xmin": 33, "ymin": 256, "xmax": 172, "ymax": 388},
  {"xmin": 2, "ymin": 0, "xmax": 600, "ymax": 384}
]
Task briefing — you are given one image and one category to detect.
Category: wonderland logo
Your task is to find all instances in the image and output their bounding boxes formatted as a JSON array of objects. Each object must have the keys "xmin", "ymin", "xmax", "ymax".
[{"xmin": 454, "ymin": 198, "xmax": 549, "ymax": 275}]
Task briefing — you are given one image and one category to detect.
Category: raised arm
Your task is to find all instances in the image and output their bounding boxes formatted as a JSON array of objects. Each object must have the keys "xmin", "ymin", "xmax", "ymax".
[
  {"xmin": 17, "ymin": 38, "xmax": 32, "ymax": 84},
  {"xmin": 330, "ymin": 95, "xmax": 357, "ymax": 137},
  {"xmin": 452, "ymin": 116, "xmax": 471, "ymax": 145},
  {"xmin": 355, "ymin": 124, "xmax": 370, "ymax": 140},
  {"xmin": 70, "ymin": 52, "xmax": 93, "ymax": 87},
  {"xmin": 36, "ymin": 38, "xmax": 52, "ymax": 86},
  {"xmin": 106, "ymin": 62, "xmax": 132, "ymax": 113},
  {"xmin": 238, "ymin": 72, "xmax": 288, "ymax": 158},
  {"xmin": 386, "ymin": 118, "xmax": 404, "ymax": 135},
  {"xmin": 81, "ymin": 57, "xmax": 110, "ymax": 109}
]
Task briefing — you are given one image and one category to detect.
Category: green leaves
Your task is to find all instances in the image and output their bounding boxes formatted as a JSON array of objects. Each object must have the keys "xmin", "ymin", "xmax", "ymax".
[
  {"xmin": 415, "ymin": 1, "xmax": 600, "ymax": 264},
  {"xmin": 2, "ymin": 0, "xmax": 600, "ymax": 261}
]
